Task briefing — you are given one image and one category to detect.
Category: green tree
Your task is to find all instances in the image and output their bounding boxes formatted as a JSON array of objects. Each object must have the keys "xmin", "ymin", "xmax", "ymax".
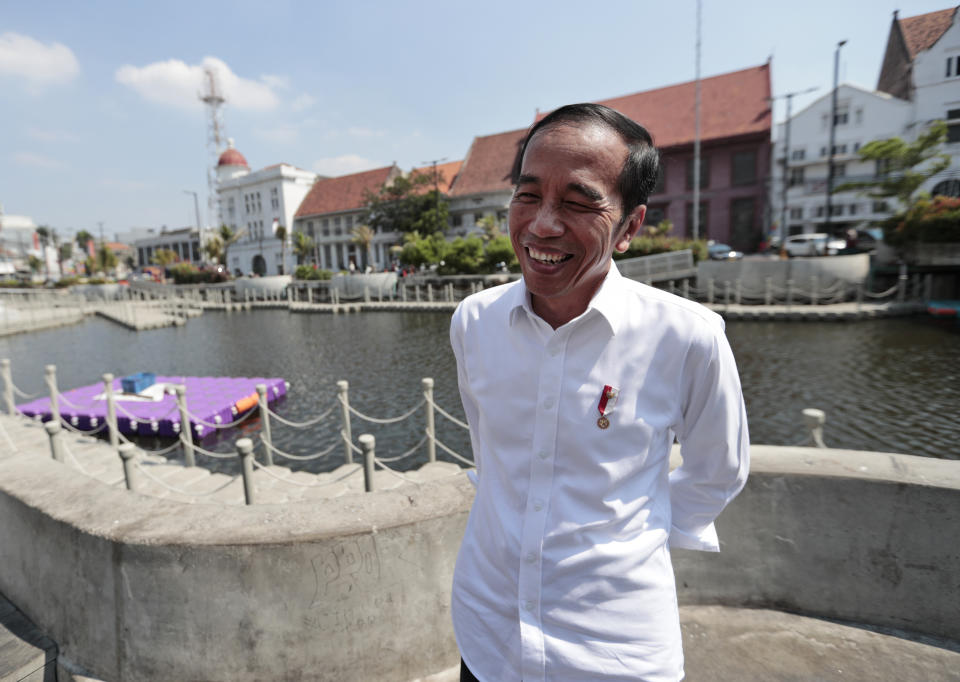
[
  {"xmin": 217, "ymin": 224, "xmax": 244, "ymax": 266},
  {"xmin": 204, "ymin": 235, "xmax": 224, "ymax": 264},
  {"xmin": 59, "ymin": 241, "xmax": 72, "ymax": 275},
  {"xmin": 483, "ymin": 234, "xmax": 519, "ymax": 272},
  {"xmin": 476, "ymin": 214, "xmax": 502, "ymax": 241},
  {"xmin": 27, "ymin": 254, "xmax": 42, "ymax": 274},
  {"xmin": 75, "ymin": 230, "xmax": 94, "ymax": 255},
  {"xmin": 292, "ymin": 230, "xmax": 315, "ymax": 265},
  {"xmin": 151, "ymin": 248, "xmax": 178, "ymax": 266},
  {"xmin": 836, "ymin": 121, "xmax": 951, "ymax": 207},
  {"xmin": 441, "ymin": 235, "xmax": 485, "ymax": 274},
  {"xmin": 363, "ymin": 170, "xmax": 450, "ymax": 235}
]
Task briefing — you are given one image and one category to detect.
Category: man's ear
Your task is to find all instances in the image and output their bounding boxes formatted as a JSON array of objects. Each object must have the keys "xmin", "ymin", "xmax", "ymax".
[{"xmin": 614, "ymin": 204, "xmax": 646, "ymax": 253}]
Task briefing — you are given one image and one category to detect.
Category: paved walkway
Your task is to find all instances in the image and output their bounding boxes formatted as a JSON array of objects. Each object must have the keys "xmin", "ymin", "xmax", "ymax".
[{"xmin": 0, "ymin": 413, "xmax": 464, "ymax": 506}]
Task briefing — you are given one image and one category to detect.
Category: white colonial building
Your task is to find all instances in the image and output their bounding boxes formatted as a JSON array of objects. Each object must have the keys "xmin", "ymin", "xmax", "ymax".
[
  {"xmin": 772, "ymin": 84, "xmax": 913, "ymax": 237},
  {"xmin": 216, "ymin": 140, "xmax": 317, "ymax": 276}
]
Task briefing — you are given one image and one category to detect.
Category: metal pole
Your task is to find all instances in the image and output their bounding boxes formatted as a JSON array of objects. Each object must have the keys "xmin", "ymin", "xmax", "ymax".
[
  {"xmin": 359, "ymin": 433, "xmax": 376, "ymax": 492},
  {"xmin": 256, "ymin": 383, "xmax": 273, "ymax": 466},
  {"xmin": 103, "ymin": 373, "xmax": 119, "ymax": 452},
  {"xmin": 237, "ymin": 437, "xmax": 255, "ymax": 505},
  {"xmin": 338, "ymin": 380, "xmax": 353, "ymax": 464},
  {"xmin": 897, "ymin": 262, "xmax": 907, "ymax": 303},
  {"xmin": 422, "ymin": 377, "xmax": 436, "ymax": 463},
  {"xmin": 119, "ymin": 442, "xmax": 137, "ymax": 490},
  {"xmin": 174, "ymin": 385, "xmax": 196, "ymax": 466},
  {"xmin": 44, "ymin": 420, "xmax": 64, "ymax": 462},
  {"xmin": 825, "ymin": 40, "xmax": 847, "ymax": 239},
  {"xmin": 44, "ymin": 364, "xmax": 60, "ymax": 427},
  {"xmin": 1, "ymin": 359, "xmax": 15, "ymax": 416},
  {"xmin": 692, "ymin": 0, "xmax": 702, "ymax": 241}
]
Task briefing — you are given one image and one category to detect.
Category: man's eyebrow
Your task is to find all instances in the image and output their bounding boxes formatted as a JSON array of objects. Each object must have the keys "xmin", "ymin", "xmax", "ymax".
[
  {"xmin": 567, "ymin": 182, "xmax": 604, "ymax": 203},
  {"xmin": 516, "ymin": 174, "xmax": 539, "ymax": 186}
]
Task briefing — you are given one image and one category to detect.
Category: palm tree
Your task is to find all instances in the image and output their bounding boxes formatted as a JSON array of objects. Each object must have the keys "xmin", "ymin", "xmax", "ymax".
[
  {"xmin": 218, "ymin": 224, "xmax": 244, "ymax": 267},
  {"xmin": 292, "ymin": 230, "xmax": 315, "ymax": 266},
  {"xmin": 204, "ymin": 235, "xmax": 224, "ymax": 265},
  {"xmin": 351, "ymin": 224, "xmax": 375, "ymax": 270},
  {"xmin": 151, "ymin": 248, "xmax": 178, "ymax": 267}
]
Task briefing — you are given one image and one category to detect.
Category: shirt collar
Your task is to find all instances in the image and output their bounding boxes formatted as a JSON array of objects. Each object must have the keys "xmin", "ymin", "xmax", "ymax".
[{"xmin": 508, "ymin": 262, "xmax": 626, "ymax": 336}]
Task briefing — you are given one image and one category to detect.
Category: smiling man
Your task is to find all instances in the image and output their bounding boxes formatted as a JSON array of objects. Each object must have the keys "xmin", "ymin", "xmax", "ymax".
[{"xmin": 449, "ymin": 103, "xmax": 749, "ymax": 681}]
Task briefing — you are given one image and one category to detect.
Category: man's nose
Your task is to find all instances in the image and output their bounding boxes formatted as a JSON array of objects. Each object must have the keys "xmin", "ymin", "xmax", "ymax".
[{"xmin": 528, "ymin": 205, "xmax": 564, "ymax": 238}]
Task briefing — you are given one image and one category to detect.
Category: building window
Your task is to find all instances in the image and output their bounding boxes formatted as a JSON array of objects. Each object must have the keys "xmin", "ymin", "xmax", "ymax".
[
  {"xmin": 256, "ymin": 192, "xmax": 262, "ymax": 212},
  {"xmin": 334, "ymin": 217, "xmax": 341, "ymax": 234},
  {"xmin": 452, "ymin": 214, "xmax": 463, "ymax": 227},
  {"xmin": 830, "ymin": 205, "xmax": 842, "ymax": 216},
  {"xmin": 791, "ymin": 148, "xmax": 805, "ymax": 161},
  {"xmin": 821, "ymin": 114, "xmax": 829, "ymax": 131},
  {"xmin": 855, "ymin": 109, "xmax": 863, "ymax": 125},
  {"xmin": 789, "ymin": 207, "xmax": 803, "ymax": 220},
  {"xmin": 833, "ymin": 163, "xmax": 846, "ymax": 178},
  {"xmin": 646, "ymin": 204, "xmax": 667, "ymax": 227},
  {"xmin": 932, "ymin": 179, "xmax": 960, "ymax": 198},
  {"xmin": 834, "ymin": 108, "xmax": 849, "ymax": 126},
  {"xmin": 789, "ymin": 167, "xmax": 805, "ymax": 187},
  {"xmin": 474, "ymin": 212, "xmax": 483, "ymax": 224},
  {"xmin": 876, "ymin": 158, "xmax": 893, "ymax": 176},
  {"xmin": 227, "ymin": 197, "xmax": 235, "ymax": 219},
  {"xmin": 731, "ymin": 150, "xmax": 756, "ymax": 186},
  {"xmin": 346, "ymin": 215, "xmax": 354, "ymax": 229},
  {"xmin": 306, "ymin": 221, "xmax": 315, "ymax": 238},
  {"xmin": 652, "ymin": 164, "xmax": 666, "ymax": 194},
  {"xmin": 815, "ymin": 206, "xmax": 825, "ymax": 217},
  {"xmin": 947, "ymin": 56, "xmax": 960, "ymax": 78},
  {"xmin": 322, "ymin": 219, "xmax": 330, "ymax": 236},
  {"xmin": 685, "ymin": 156, "xmax": 710, "ymax": 190},
  {"xmin": 831, "ymin": 144, "xmax": 847, "ymax": 155},
  {"xmin": 244, "ymin": 194, "xmax": 250, "ymax": 214},
  {"xmin": 191, "ymin": 240, "xmax": 199, "ymax": 261},
  {"xmin": 873, "ymin": 201, "xmax": 889, "ymax": 212},
  {"xmin": 730, "ymin": 197, "xmax": 755, "ymax": 249},
  {"xmin": 848, "ymin": 204, "xmax": 857, "ymax": 216},
  {"xmin": 820, "ymin": 146, "xmax": 828, "ymax": 157},
  {"xmin": 271, "ymin": 187, "xmax": 279, "ymax": 210},
  {"xmin": 853, "ymin": 142, "xmax": 861, "ymax": 153},
  {"xmin": 684, "ymin": 201, "xmax": 708, "ymax": 237},
  {"xmin": 947, "ymin": 108, "xmax": 960, "ymax": 143}
]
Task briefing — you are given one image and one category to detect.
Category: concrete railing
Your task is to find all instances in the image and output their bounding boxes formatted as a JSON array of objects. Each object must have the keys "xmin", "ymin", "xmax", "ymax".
[{"xmin": 0, "ymin": 445, "xmax": 956, "ymax": 680}]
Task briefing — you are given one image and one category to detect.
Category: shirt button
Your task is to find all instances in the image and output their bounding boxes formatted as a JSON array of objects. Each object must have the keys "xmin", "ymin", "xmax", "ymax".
[
  {"xmin": 537, "ymin": 449, "xmax": 549, "ymax": 460},
  {"xmin": 532, "ymin": 499, "xmax": 544, "ymax": 511},
  {"xmin": 525, "ymin": 552, "xmax": 537, "ymax": 563},
  {"xmin": 543, "ymin": 397, "xmax": 555, "ymax": 410}
]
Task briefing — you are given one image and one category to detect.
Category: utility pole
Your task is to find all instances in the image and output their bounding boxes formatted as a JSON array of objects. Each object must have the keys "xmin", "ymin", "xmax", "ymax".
[
  {"xmin": 184, "ymin": 190, "xmax": 202, "ymax": 262},
  {"xmin": 825, "ymin": 40, "xmax": 847, "ymax": 242},
  {"xmin": 421, "ymin": 157, "xmax": 447, "ymax": 231},
  {"xmin": 768, "ymin": 86, "xmax": 818, "ymax": 248},
  {"xmin": 692, "ymin": 0, "xmax": 702, "ymax": 241}
]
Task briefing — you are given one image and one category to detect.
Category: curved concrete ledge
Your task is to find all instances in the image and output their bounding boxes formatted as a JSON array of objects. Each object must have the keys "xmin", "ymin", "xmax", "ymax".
[{"xmin": 0, "ymin": 445, "xmax": 957, "ymax": 680}]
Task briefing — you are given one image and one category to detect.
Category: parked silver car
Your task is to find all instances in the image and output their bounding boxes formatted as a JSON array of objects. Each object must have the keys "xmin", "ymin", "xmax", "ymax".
[{"xmin": 783, "ymin": 233, "xmax": 847, "ymax": 257}]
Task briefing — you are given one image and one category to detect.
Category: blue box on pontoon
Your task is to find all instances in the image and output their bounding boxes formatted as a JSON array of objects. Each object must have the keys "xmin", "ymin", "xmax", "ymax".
[{"xmin": 121, "ymin": 372, "xmax": 156, "ymax": 394}]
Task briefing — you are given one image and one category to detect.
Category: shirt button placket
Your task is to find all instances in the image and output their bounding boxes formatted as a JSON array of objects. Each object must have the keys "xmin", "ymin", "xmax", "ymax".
[{"xmin": 518, "ymin": 332, "xmax": 567, "ymax": 682}]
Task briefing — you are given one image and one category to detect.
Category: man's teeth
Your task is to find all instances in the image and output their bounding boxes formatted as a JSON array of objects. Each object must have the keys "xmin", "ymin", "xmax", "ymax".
[{"xmin": 528, "ymin": 248, "xmax": 572, "ymax": 264}]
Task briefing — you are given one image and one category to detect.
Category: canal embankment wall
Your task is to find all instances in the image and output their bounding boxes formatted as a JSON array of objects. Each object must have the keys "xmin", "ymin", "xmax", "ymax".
[{"xmin": 1, "ymin": 445, "xmax": 957, "ymax": 681}]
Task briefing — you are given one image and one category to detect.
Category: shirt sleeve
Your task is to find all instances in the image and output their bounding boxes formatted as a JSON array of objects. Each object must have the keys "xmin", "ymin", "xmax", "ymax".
[
  {"xmin": 669, "ymin": 320, "xmax": 749, "ymax": 552},
  {"xmin": 450, "ymin": 302, "xmax": 482, "ymax": 488}
]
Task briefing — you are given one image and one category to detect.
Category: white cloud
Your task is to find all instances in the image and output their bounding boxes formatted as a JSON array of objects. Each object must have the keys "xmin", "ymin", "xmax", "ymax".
[
  {"xmin": 260, "ymin": 74, "xmax": 290, "ymax": 90},
  {"xmin": 12, "ymin": 151, "xmax": 66, "ymax": 169},
  {"xmin": 347, "ymin": 126, "xmax": 386, "ymax": 138},
  {"xmin": 0, "ymin": 32, "xmax": 80, "ymax": 90},
  {"xmin": 312, "ymin": 154, "xmax": 386, "ymax": 176},
  {"xmin": 256, "ymin": 125, "xmax": 299, "ymax": 144},
  {"xmin": 115, "ymin": 56, "xmax": 280, "ymax": 111},
  {"xmin": 27, "ymin": 127, "xmax": 80, "ymax": 143}
]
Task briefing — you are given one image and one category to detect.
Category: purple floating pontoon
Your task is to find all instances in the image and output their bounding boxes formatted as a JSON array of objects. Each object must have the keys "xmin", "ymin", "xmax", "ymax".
[{"xmin": 17, "ymin": 375, "xmax": 287, "ymax": 439}]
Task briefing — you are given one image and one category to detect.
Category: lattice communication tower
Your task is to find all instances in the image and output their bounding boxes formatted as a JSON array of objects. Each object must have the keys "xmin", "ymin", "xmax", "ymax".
[{"xmin": 200, "ymin": 67, "xmax": 226, "ymax": 232}]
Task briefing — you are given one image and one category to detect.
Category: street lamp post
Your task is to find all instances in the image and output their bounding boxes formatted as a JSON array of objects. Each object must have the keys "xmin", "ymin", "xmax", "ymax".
[
  {"xmin": 769, "ymin": 86, "xmax": 818, "ymax": 249},
  {"xmin": 825, "ymin": 40, "xmax": 847, "ymax": 241},
  {"xmin": 183, "ymin": 190, "xmax": 203, "ymax": 263}
]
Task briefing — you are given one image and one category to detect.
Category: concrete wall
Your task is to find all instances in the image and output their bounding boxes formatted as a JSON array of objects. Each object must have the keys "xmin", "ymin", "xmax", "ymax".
[
  {"xmin": 1, "ymin": 445, "xmax": 957, "ymax": 680},
  {"xmin": 0, "ymin": 455, "xmax": 472, "ymax": 681},
  {"xmin": 674, "ymin": 446, "xmax": 960, "ymax": 642},
  {"xmin": 697, "ymin": 252, "xmax": 871, "ymax": 298}
]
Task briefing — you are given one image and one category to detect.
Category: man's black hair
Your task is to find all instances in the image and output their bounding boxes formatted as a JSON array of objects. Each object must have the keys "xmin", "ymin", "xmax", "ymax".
[{"xmin": 510, "ymin": 103, "xmax": 660, "ymax": 223}]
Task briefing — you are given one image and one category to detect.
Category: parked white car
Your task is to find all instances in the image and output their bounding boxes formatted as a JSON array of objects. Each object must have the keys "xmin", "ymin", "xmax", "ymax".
[{"xmin": 783, "ymin": 233, "xmax": 847, "ymax": 257}]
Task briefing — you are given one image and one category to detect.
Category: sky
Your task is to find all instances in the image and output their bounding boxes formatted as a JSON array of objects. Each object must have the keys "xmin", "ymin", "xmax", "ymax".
[{"xmin": 0, "ymin": 0, "xmax": 954, "ymax": 240}]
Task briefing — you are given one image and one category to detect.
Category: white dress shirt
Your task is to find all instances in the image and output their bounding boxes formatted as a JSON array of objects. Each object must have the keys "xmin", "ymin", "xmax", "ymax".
[{"xmin": 449, "ymin": 264, "xmax": 749, "ymax": 681}]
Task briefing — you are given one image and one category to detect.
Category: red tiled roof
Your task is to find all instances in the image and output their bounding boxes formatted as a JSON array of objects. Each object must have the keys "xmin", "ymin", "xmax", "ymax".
[
  {"xmin": 295, "ymin": 165, "xmax": 397, "ymax": 217},
  {"xmin": 411, "ymin": 159, "xmax": 463, "ymax": 194},
  {"xmin": 218, "ymin": 148, "xmax": 248, "ymax": 167},
  {"xmin": 536, "ymin": 64, "xmax": 772, "ymax": 149},
  {"xmin": 449, "ymin": 128, "xmax": 527, "ymax": 196},
  {"xmin": 899, "ymin": 7, "xmax": 956, "ymax": 58}
]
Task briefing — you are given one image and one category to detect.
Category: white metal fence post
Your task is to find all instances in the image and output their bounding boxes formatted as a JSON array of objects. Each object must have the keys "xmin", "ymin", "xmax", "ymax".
[
  {"xmin": 360, "ymin": 433, "xmax": 376, "ymax": 492},
  {"xmin": 175, "ymin": 385, "xmax": 196, "ymax": 467},
  {"xmin": 44, "ymin": 420, "xmax": 64, "ymax": 462},
  {"xmin": 256, "ymin": 383, "xmax": 273, "ymax": 466},
  {"xmin": 237, "ymin": 438, "xmax": 255, "ymax": 505},
  {"xmin": 119, "ymin": 442, "xmax": 138, "ymax": 490},
  {"xmin": 422, "ymin": 377, "xmax": 436, "ymax": 463},
  {"xmin": 103, "ymin": 373, "xmax": 119, "ymax": 452},
  {"xmin": 1, "ymin": 359, "xmax": 15, "ymax": 416},
  {"xmin": 44, "ymin": 364, "xmax": 60, "ymax": 427},
  {"xmin": 338, "ymin": 380, "xmax": 353, "ymax": 464}
]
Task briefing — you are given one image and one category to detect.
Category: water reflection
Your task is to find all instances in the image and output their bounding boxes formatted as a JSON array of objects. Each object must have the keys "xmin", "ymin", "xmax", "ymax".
[{"xmin": 1, "ymin": 310, "xmax": 956, "ymax": 473}]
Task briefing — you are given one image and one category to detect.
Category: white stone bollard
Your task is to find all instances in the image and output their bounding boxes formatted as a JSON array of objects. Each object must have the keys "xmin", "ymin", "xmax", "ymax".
[
  {"xmin": 119, "ymin": 442, "xmax": 138, "ymax": 490},
  {"xmin": 175, "ymin": 385, "xmax": 196, "ymax": 467},
  {"xmin": 44, "ymin": 420, "xmax": 64, "ymax": 463},
  {"xmin": 103, "ymin": 373, "xmax": 119, "ymax": 452},
  {"xmin": 423, "ymin": 377, "xmax": 436, "ymax": 463},
  {"xmin": 44, "ymin": 365, "xmax": 61, "ymax": 428},
  {"xmin": 338, "ymin": 380, "xmax": 353, "ymax": 464},
  {"xmin": 256, "ymin": 383, "xmax": 273, "ymax": 466},
  {"xmin": 359, "ymin": 433, "xmax": 376, "ymax": 492},
  {"xmin": 237, "ymin": 438, "xmax": 256, "ymax": 505},
  {"xmin": 1, "ymin": 359, "xmax": 15, "ymax": 416}
]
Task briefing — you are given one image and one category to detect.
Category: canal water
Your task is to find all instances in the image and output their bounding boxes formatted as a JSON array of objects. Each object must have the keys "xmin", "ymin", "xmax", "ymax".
[{"xmin": 1, "ymin": 309, "xmax": 957, "ymax": 474}]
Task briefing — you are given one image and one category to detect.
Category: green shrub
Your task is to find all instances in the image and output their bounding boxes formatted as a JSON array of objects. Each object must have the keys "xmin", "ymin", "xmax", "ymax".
[
  {"xmin": 294, "ymin": 265, "xmax": 332, "ymax": 280},
  {"xmin": 614, "ymin": 236, "xmax": 708, "ymax": 262},
  {"xmin": 883, "ymin": 195, "xmax": 960, "ymax": 247}
]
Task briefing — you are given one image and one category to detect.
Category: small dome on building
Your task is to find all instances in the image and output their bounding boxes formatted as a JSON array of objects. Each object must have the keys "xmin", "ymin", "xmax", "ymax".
[{"xmin": 217, "ymin": 139, "xmax": 248, "ymax": 168}]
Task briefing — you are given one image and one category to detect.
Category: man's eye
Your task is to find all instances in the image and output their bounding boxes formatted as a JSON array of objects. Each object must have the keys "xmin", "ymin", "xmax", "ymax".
[
  {"xmin": 564, "ymin": 201, "xmax": 594, "ymax": 211},
  {"xmin": 513, "ymin": 192, "xmax": 538, "ymax": 202}
]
